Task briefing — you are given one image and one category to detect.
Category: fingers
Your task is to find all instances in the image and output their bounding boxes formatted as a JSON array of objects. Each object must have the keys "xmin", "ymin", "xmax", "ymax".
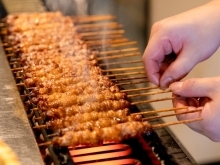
[
  {"xmin": 169, "ymin": 78, "xmax": 220, "ymax": 141},
  {"xmin": 169, "ymin": 77, "xmax": 218, "ymax": 98},
  {"xmin": 142, "ymin": 37, "xmax": 172, "ymax": 86},
  {"xmin": 172, "ymin": 93, "xmax": 203, "ymax": 133},
  {"xmin": 142, "ymin": 22, "xmax": 175, "ymax": 86},
  {"xmin": 142, "ymin": 24, "xmax": 200, "ymax": 88},
  {"xmin": 159, "ymin": 51, "xmax": 198, "ymax": 88}
]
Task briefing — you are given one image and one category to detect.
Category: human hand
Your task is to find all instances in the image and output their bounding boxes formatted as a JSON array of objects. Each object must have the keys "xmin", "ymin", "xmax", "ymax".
[
  {"xmin": 142, "ymin": 0, "xmax": 220, "ymax": 88},
  {"xmin": 170, "ymin": 77, "xmax": 220, "ymax": 142}
]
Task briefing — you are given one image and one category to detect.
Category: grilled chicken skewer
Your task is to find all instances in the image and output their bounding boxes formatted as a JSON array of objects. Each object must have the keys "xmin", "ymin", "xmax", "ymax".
[
  {"xmin": 52, "ymin": 121, "xmax": 151, "ymax": 147},
  {"xmin": 43, "ymin": 99, "xmax": 131, "ymax": 119}
]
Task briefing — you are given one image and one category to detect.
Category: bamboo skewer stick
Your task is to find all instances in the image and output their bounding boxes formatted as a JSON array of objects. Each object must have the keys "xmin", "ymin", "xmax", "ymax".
[
  {"xmin": 0, "ymin": 22, "xmax": 7, "ymax": 27},
  {"xmin": 83, "ymin": 34, "xmax": 124, "ymax": 40},
  {"xmin": 132, "ymin": 106, "xmax": 188, "ymax": 115},
  {"xmin": 152, "ymin": 118, "xmax": 203, "ymax": 129},
  {"xmin": 106, "ymin": 71, "xmax": 146, "ymax": 77},
  {"xmin": 100, "ymin": 48, "xmax": 139, "ymax": 55},
  {"xmin": 9, "ymin": 58, "xmax": 20, "ymax": 62},
  {"xmin": 38, "ymin": 141, "xmax": 52, "ymax": 147},
  {"xmin": 34, "ymin": 117, "xmax": 42, "ymax": 120},
  {"xmin": 20, "ymin": 94, "xmax": 30, "ymax": 98},
  {"xmin": 143, "ymin": 109, "xmax": 202, "ymax": 121},
  {"xmin": 15, "ymin": 76, "xmax": 23, "ymax": 80},
  {"xmin": 111, "ymin": 41, "xmax": 137, "ymax": 47},
  {"xmin": 5, "ymin": 47, "xmax": 13, "ymax": 51},
  {"xmin": 111, "ymin": 76, "xmax": 147, "ymax": 81},
  {"xmin": 9, "ymin": 61, "xmax": 19, "ymax": 65},
  {"xmin": 71, "ymin": 15, "xmax": 116, "ymax": 23},
  {"xmin": 1, "ymin": 43, "xmax": 9, "ymax": 47},
  {"xmin": 9, "ymin": 58, "xmax": 142, "ymax": 67},
  {"xmin": 11, "ymin": 67, "xmax": 23, "ymax": 72},
  {"xmin": 80, "ymin": 30, "xmax": 124, "ymax": 37},
  {"xmin": 76, "ymin": 22, "xmax": 121, "ymax": 29},
  {"xmin": 131, "ymin": 96, "xmax": 184, "ymax": 105},
  {"xmin": 99, "ymin": 60, "xmax": 142, "ymax": 66},
  {"xmin": 77, "ymin": 23, "xmax": 123, "ymax": 32},
  {"xmin": 86, "ymin": 38, "xmax": 129, "ymax": 46},
  {"xmin": 121, "ymin": 86, "xmax": 160, "ymax": 92},
  {"xmin": 116, "ymin": 80, "xmax": 149, "ymax": 86},
  {"xmin": 47, "ymin": 133, "xmax": 59, "ymax": 138},
  {"xmin": 97, "ymin": 52, "xmax": 140, "ymax": 60},
  {"xmin": 34, "ymin": 125, "xmax": 48, "ymax": 129},
  {"xmin": 16, "ymin": 83, "xmax": 25, "ymax": 87},
  {"xmin": 102, "ymin": 66, "xmax": 144, "ymax": 72},
  {"xmin": 127, "ymin": 89, "xmax": 171, "ymax": 98}
]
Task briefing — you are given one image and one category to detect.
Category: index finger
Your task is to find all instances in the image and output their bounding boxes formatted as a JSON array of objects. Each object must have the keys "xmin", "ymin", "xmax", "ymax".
[{"xmin": 142, "ymin": 35, "xmax": 173, "ymax": 86}]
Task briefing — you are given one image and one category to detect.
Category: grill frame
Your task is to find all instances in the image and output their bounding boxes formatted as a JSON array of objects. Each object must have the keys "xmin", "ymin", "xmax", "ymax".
[{"xmin": 0, "ymin": 39, "xmax": 45, "ymax": 165}]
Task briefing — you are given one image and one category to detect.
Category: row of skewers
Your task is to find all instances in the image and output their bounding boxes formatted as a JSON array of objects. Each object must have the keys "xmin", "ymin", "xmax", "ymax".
[{"xmin": 1, "ymin": 12, "xmax": 202, "ymax": 148}]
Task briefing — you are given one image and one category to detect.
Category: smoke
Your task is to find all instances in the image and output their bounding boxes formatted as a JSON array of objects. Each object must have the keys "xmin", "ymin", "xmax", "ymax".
[{"xmin": 44, "ymin": 0, "xmax": 88, "ymax": 16}]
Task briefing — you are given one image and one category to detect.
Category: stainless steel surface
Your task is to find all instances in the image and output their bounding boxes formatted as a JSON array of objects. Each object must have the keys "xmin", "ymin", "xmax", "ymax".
[
  {"xmin": 0, "ymin": 40, "xmax": 44, "ymax": 165},
  {"xmin": 2, "ymin": 0, "xmax": 45, "ymax": 13}
]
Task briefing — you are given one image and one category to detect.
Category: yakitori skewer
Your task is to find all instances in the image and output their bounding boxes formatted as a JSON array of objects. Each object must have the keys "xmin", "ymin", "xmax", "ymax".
[
  {"xmin": 37, "ymin": 117, "xmax": 203, "ymax": 147},
  {"xmin": 33, "ymin": 106, "xmax": 189, "ymax": 121},
  {"xmin": 11, "ymin": 64, "xmax": 144, "ymax": 74}
]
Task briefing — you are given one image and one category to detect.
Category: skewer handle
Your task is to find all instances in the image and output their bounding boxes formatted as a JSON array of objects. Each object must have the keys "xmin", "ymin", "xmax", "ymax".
[{"xmin": 151, "ymin": 118, "xmax": 203, "ymax": 129}]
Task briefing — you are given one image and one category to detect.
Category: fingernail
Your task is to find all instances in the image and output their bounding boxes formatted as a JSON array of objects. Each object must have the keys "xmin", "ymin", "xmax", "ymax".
[
  {"xmin": 161, "ymin": 77, "xmax": 174, "ymax": 88},
  {"xmin": 170, "ymin": 82, "xmax": 183, "ymax": 91}
]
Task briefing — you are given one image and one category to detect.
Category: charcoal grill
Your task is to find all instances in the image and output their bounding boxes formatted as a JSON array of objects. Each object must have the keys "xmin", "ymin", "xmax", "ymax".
[{"xmin": 0, "ymin": 1, "xmax": 198, "ymax": 165}]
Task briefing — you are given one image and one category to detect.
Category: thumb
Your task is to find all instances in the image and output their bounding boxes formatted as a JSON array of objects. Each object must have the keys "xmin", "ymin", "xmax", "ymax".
[{"xmin": 169, "ymin": 78, "xmax": 216, "ymax": 98}]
